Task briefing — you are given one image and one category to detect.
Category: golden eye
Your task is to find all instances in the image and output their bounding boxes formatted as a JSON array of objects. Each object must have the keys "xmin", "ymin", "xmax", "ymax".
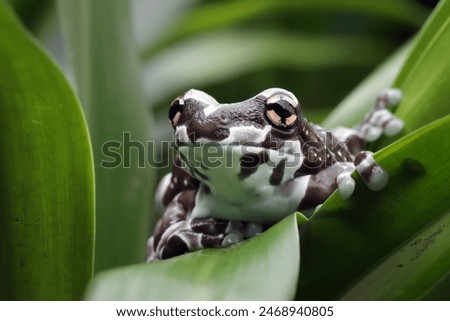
[
  {"xmin": 265, "ymin": 95, "xmax": 298, "ymax": 128},
  {"xmin": 284, "ymin": 113, "xmax": 297, "ymax": 126},
  {"xmin": 168, "ymin": 97, "xmax": 184, "ymax": 127}
]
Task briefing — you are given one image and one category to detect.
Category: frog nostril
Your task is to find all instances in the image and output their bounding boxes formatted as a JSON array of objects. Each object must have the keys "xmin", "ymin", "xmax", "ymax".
[{"xmin": 219, "ymin": 115, "xmax": 230, "ymax": 124}]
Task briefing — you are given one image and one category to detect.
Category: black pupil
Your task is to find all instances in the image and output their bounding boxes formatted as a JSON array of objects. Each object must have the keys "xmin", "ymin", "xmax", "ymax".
[
  {"xmin": 268, "ymin": 100, "xmax": 293, "ymax": 119},
  {"xmin": 168, "ymin": 100, "xmax": 183, "ymax": 123}
]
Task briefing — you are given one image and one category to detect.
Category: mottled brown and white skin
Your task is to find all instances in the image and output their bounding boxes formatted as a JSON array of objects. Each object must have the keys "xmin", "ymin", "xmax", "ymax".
[{"xmin": 147, "ymin": 88, "xmax": 403, "ymax": 262}]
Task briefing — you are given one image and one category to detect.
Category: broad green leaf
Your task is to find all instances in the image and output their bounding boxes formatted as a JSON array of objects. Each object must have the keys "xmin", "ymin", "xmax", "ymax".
[
  {"xmin": 374, "ymin": 0, "xmax": 450, "ymax": 147},
  {"xmin": 324, "ymin": 0, "xmax": 450, "ymax": 135},
  {"xmin": 143, "ymin": 0, "xmax": 427, "ymax": 57},
  {"xmin": 393, "ymin": 0, "xmax": 450, "ymax": 130},
  {"xmin": 86, "ymin": 214, "xmax": 304, "ymax": 300},
  {"xmin": 58, "ymin": 0, "xmax": 154, "ymax": 272},
  {"xmin": 297, "ymin": 115, "xmax": 450, "ymax": 300},
  {"xmin": 297, "ymin": 2, "xmax": 450, "ymax": 300},
  {"xmin": 0, "ymin": 2, "xmax": 94, "ymax": 300},
  {"xmin": 341, "ymin": 211, "xmax": 450, "ymax": 300},
  {"xmin": 322, "ymin": 40, "xmax": 411, "ymax": 129},
  {"xmin": 421, "ymin": 273, "xmax": 450, "ymax": 300},
  {"xmin": 144, "ymin": 30, "xmax": 394, "ymax": 105}
]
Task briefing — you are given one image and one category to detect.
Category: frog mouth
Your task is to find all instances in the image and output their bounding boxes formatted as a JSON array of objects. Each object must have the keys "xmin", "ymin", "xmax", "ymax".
[
  {"xmin": 174, "ymin": 123, "xmax": 283, "ymax": 147},
  {"xmin": 175, "ymin": 138, "xmax": 302, "ymax": 157},
  {"xmin": 175, "ymin": 141, "xmax": 304, "ymax": 181}
]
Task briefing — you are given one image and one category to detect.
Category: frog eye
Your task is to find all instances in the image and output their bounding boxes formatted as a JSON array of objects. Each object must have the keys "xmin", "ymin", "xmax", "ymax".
[
  {"xmin": 265, "ymin": 95, "xmax": 298, "ymax": 128},
  {"xmin": 168, "ymin": 97, "xmax": 184, "ymax": 127}
]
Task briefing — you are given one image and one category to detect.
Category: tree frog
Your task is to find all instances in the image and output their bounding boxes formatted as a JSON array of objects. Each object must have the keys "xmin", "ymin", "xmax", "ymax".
[{"xmin": 147, "ymin": 88, "xmax": 403, "ymax": 261}]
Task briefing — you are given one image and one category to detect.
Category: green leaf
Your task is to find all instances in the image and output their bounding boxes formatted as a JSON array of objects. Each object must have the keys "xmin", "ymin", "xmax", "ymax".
[
  {"xmin": 143, "ymin": 0, "xmax": 427, "ymax": 57},
  {"xmin": 297, "ymin": 2, "xmax": 450, "ymax": 300},
  {"xmin": 393, "ymin": 0, "xmax": 450, "ymax": 130},
  {"xmin": 324, "ymin": 0, "xmax": 450, "ymax": 137},
  {"xmin": 86, "ymin": 214, "xmax": 304, "ymax": 300},
  {"xmin": 322, "ymin": 40, "xmax": 411, "ymax": 129},
  {"xmin": 58, "ymin": 0, "xmax": 154, "ymax": 272},
  {"xmin": 0, "ymin": 2, "xmax": 94, "ymax": 300},
  {"xmin": 374, "ymin": 0, "xmax": 450, "ymax": 147},
  {"xmin": 143, "ymin": 30, "xmax": 395, "ymax": 104},
  {"xmin": 341, "ymin": 211, "xmax": 450, "ymax": 300},
  {"xmin": 297, "ymin": 115, "xmax": 450, "ymax": 300}
]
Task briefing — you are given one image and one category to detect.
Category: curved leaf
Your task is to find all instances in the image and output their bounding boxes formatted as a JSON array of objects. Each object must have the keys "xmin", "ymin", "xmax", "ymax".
[
  {"xmin": 58, "ymin": 0, "xmax": 154, "ymax": 272},
  {"xmin": 322, "ymin": 40, "xmax": 411, "ymax": 128},
  {"xmin": 143, "ymin": 0, "xmax": 427, "ymax": 57},
  {"xmin": 0, "ymin": 2, "xmax": 94, "ymax": 300},
  {"xmin": 374, "ymin": 0, "xmax": 450, "ymax": 147},
  {"xmin": 297, "ymin": 115, "xmax": 450, "ymax": 300},
  {"xmin": 297, "ymin": 2, "xmax": 450, "ymax": 300},
  {"xmin": 86, "ymin": 214, "xmax": 304, "ymax": 300},
  {"xmin": 341, "ymin": 211, "xmax": 450, "ymax": 300},
  {"xmin": 143, "ymin": 30, "xmax": 394, "ymax": 104},
  {"xmin": 324, "ymin": 0, "xmax": 450, "ymax": 138}
]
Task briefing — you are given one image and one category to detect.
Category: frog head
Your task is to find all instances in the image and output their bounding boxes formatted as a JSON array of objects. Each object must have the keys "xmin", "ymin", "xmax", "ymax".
[
  {"xmin": 169, "ymin": 88, "xmax": 301, "ymax": 146},
  {"xmin": 167, "ymin": 88, "xmax": 307, "ymax": 222}
]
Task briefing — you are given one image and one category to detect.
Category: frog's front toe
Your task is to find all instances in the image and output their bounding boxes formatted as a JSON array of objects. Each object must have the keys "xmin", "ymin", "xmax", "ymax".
[
  {"xmin": 355, "ymin": 151, "xmax": 388, "ymax": 191},
  {"xmin": 384, "ymin": 117, "xmax": 404, "ymax": 136},
  {"xmin": 337, "ymin": 168, "xmax": 356, "ymax": 199},
  {"xmin": 222, "ymin": 233, "xmax": 243, "ymax": 246},
  {"xmin": 365, "ymin": 165, "xmax": 388, "ymax": 191},
  {"xmin": 382, "ymin": 88, "xmax": 403, "ymax": 106},
  {"xmin": 365, "ymin": 126, "xmax": 383, "ymax": 142}
]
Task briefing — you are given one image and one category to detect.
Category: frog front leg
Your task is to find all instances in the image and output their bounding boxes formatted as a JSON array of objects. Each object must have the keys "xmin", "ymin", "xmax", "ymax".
[
  {"xmin": 328, "ymin": 88, "xmax": 403, "ymax": 195},
  {"xmin": 310, "ymin": 88, "xmax": 402, "ymax": 199},
  {"xmin": 297, "ymin": 162, "xmax": 355, "ymax": 210},
  {"xmin": 297, "ymin": 151, "xmax": 388, "ymax": 212}
]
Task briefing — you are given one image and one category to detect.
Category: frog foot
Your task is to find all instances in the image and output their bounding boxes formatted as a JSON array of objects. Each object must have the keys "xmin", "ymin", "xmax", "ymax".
[
  {"xmin": 147, "ymin": 218, "xmax": 264, "ymax": 262},
  {"xmin": 359, "ymin": 88, "xmax": 404, "ymax": 142},
  {"xmin": 354, "ymin": 151, "xmax": 388, "ymax": 191}
]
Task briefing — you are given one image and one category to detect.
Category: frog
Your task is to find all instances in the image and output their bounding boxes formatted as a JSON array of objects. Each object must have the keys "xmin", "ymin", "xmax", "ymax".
[{"xmin": 147, "ymin": 87, "xmax": 403, "ymax": 262}]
